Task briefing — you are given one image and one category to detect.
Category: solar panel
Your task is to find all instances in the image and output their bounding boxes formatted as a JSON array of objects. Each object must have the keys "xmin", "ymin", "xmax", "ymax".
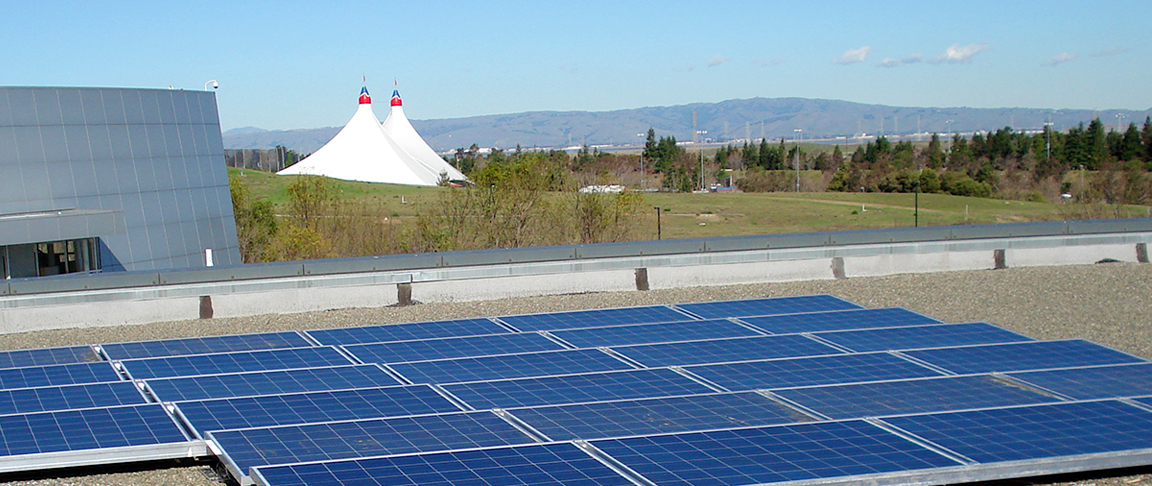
[
  {"xmin": 0, "ymin": 346, "xmax": 101, "ymax": 370},
  {"xmin": 144, "ymin": 364, "xmax": 400, "ymax": 402},
  {"xmin": 1009, "ymin": 363, "xmax": 1152, "ymax": 400},
  {"xmin": 0, "ymin": 382, "xmax": 147, "ymax": 416},
  {"xmin": 251, "ymin": 442, "xmax": 637, "ymax": 486},
  {"xmin": 881, "ymin": 400, "xmax": 1152, "ymax": 464},
  {"xmin": 120, "ymin": 346, "xmax": 355, "ymax": 380},
  {"xmin": 174, "ymin": 385, "xmax": 463, "ymax": 435},
  {"xmin": 549, "ymin": 318, "xmax": 763, "ymax": 348},
  {"xmin": 739, "ymin": 307, "xmax": 940, "ymax": 334},
  {"xmin": 498, "ymin": 305, "xmax": 692, "ymax": 332},
  {"xmin": 675, "ymin": 294, "xmax": 863, "ymax": 319},
  {"xmin": 902, "ymin": 340, "xmax": 1146, "ymax": 375},
  {"xmin": 611, "ymin": 334, "xmax": 843, "ymax": 368},
  {"xmin": 814, "ymin": 322, "xmax": 1033, "ymax": 353},
  {"xmin": 0, "ymin": 404, "xmax": 189, "ymax": 458},
  {"xmin": 590, "ymin": 420, "xmax": 961, "ymax": 486},
  {"xmin": 0, "ymin": 361, "xmax": 122, "ymax": 390},
  {"xmin": 305, "ymin": 318, "xmax": 509, "ymax": 346},
  {"xmin": 774, "ymin": 375, "xmax": 1063, "ymax": 419},
  {"xmin": 209, "ymin": 411, "xmax": 537, "ymax": 482},
  {"xmin": 100, "ymin": 331, "xmax": 312, "ymax": 360},
  {"xmin": 388, "ymin": 348, "xmax": 635, "ymax": 385},
  {"xmin": 343, "ymin": 332, "xmax": 566, "ymax": 365},
  {"xmin": 685, "ymin": 352, "xmax": 944, "ymax": 391},
  {"xmin": 508, "ymin": 391, "xmax": 813, "ymax": 441},
  {"xmin": 442, "ymin": 368, "xmax": 717, "ymax": 409}
]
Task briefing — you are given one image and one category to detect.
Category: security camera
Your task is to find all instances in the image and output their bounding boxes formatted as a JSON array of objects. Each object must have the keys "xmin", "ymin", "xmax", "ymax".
[
  {"xmin": 211, "ymin": 81, "xmax": 219, "ymax": 90},
  {"xmin": 205, "ymin": 80, "xmax": 219, "ymax": 91}
]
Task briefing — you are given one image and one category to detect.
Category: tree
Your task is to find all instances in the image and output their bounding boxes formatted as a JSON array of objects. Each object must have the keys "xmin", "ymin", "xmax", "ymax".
[
  {"xmin": 1143, "ymin": 117, "xmax": 1152, "ymax": 162},
  {"xmin": 285, "ymin": 175, "xmax": 335, "ymax": 229},
  {"xmin": 1120, "ymin": 123, "xmax": 1143, "ymax": 162},
  {"xmin": 229, "ymin": 174, "xmax": 278, "ymax": 263},
  {"xmin": 925, "ymin": 134, "xmax": 946, "ymax": 169},
  {"xmin": 1085, "ymin": 118, "xmax": 1108, "ymax": 169},
  {"xmin": 643, "ymin": 128, "xmax": 657, "ymax": 160}
]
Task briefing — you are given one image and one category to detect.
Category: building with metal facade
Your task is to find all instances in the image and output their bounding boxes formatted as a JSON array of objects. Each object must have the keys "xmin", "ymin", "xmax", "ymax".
[{"xmin": 0, "ymin": 86, "xmax": 240, "ymax": 278}]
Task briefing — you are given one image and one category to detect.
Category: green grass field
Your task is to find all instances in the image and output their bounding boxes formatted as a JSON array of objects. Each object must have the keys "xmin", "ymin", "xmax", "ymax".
[{"xmin": 231, "ymin": 167, "xmax": 1150, "ymax": 241}]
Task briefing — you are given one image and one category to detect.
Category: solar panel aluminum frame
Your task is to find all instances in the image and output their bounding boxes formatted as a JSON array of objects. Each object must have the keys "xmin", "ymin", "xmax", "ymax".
[{"xmin": 0, "ymin": 439, "xmax": 209, "ymax": 475}]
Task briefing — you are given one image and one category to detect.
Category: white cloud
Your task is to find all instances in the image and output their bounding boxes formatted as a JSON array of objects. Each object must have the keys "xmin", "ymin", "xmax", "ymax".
[
  {"xmin": 834, "ymin": 46, "xmax": 873, "ymax": 65},
  {"xmin": 877, "ymin": 54, "xmax": 923, "ymax": 68},
  {"xmin": 1090, "ymin": 46, "xmax": 1127, "ymax": 58},
  {"xmin": 1043, "ymin": 52, "xmax": 1077, "ymax": 67},
  {"xmin": 931, "ymin": 43, "xmax": 989, "ymax": 64},
  {"xmin": 707, "ymin": 55, "xmax": 730, "ymax": 67},
  {"xmin": 757, "ymin": 57, "xmax": 785, "ymax": 67}
]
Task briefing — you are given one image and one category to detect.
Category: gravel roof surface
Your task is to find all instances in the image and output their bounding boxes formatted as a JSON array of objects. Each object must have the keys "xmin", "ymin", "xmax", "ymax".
[{"xmin": 0, "ymin": 262, "xmax": 1149, "ymax": 486}]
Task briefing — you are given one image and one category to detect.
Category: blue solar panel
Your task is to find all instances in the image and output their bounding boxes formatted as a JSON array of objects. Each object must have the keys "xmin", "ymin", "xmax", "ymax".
[
  {"xmin": 0, "ymin": 346, "xmax": 101, "ymax": 370},
  {"xmin": 343, "ymin": 332, "xmax": 566, "ymax": 364},
  {"xmin": 120, "ymin": 346, "xmax": 354, "ymax": 380},
  {"xmin": 550, "ymin": 318, "xmax": 763, "ymax": 348},
  {"xmin": 882, "ymin": 401, "xmax": 1152, "ymax": 464},
  {"xmin": 686, "ymin": 352, "xmax": 944, "ymax": 391},
  {"xmin": 1010, "ymin": 363, "xmax": 1152, "ymax": 400},
  {"xmin": 442, "ymin": 368, "xmax": 716, "ymax": 409},
  {"xmin": 591, "ymin": 420, "xmax": 961, "ymax": 486},
  {"xmin": 498, "ymin": 305, "xmax": 691, "ymax": 332},
  {"xmin": 815, "ymin": 323, "xmax": 1033, "ymax": 353},
  {"xmin": 305, "ymin": 318, "xmax": 509, "ymax": 346},
  {"xmin": 611, "ymin": 334, "xmax": 843, "ymax": 368},
  {"xmin": 100, "ymin": 331, "xmax": 312, "ymax": 360},
  {"xmin": 903, "ymin": 340, "xmax": 1145, "ymax": 375},
  {"xmin": 210, "ymin": 411, "xmax": 536, "ymax": 479},
  {"xmin": 775, "ymin": 375, "xmax": 1063, "ymax": 419},
  {"xmin": 675, "ymin": 295, "xmax": 863, "ymax": 319},
  {"xmin": 144, "ymin": 364, "xmax": 400, "ymax": 402},
  {"xmin": 0, "ymin": 404, "xmax": 188, "ymax": 457},
  {"xmin": 252, "ymin": 442, "xmax": 636, "ymax": 486},
  {"xmin": 175, "ymin": 385, "xmax": 463, "ymax": 435},
  {"xmin": 0, "ymin": 362, "xmax": 122, "ymax": 390},
  {"xmin": 0, "ymin": 382, "xmax": 146, "ymax": 416},
  {"xmin": 740, "ymin": 308, "xmax": 940, "ymax": 334},
  {"xmin": 388, "ymin": 349, "xmax": 635, "ymax": 384},
  {"xmin": 509, "ymin": 391, "xmax": 812, "ymax": 441}
]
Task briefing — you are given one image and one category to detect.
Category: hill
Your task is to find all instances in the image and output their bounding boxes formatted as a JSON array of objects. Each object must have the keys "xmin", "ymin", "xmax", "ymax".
[{"xmin": 222, "ymin": 97, "xmax": 1152, "ymax": 153}]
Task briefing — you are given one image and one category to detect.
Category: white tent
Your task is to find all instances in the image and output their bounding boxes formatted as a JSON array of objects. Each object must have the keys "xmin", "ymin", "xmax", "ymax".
[
  {"xmin": 382, "ymin": 89, "xmax": 467, "ymax": 182},
  {"xmin": 277, "ymin": 87, "xmax": 440, "ymax": 186}
]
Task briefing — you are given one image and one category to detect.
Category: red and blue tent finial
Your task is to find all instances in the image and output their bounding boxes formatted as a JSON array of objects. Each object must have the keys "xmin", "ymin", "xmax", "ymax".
[
  {"xmin": 358, "ymin": 86, "xmax": 371, "ymax": 105},
  {"xmin": 390, "ymin": 89, "xmax": 402, "ymax": 107}
]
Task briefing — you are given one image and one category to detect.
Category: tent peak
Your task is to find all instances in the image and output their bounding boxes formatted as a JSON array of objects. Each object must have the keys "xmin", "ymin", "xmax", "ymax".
[{"xmin": 359, "ymin": 86, "xmax": 371, "ymax": 105}]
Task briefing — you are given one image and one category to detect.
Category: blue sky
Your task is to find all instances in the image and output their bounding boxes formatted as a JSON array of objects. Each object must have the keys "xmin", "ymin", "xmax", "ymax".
[{"xmin": 2, "ymin": 1, "xmax": 1148, "ymax": 131}]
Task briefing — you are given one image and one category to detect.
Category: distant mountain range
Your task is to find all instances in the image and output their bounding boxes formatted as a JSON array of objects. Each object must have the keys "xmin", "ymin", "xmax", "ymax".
[{"xmin": 222, "ymin": 97, "xmax": 1152, "ymax": 154}]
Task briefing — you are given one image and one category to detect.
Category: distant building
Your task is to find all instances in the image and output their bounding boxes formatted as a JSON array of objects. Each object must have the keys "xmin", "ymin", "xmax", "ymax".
[
  {"xmin": 0, "ymin": 86, "xmax": 241, "ymax": 279},
  {"xmin": 225, "ymin": 147, "xmax": 296, "ymax": 172}
]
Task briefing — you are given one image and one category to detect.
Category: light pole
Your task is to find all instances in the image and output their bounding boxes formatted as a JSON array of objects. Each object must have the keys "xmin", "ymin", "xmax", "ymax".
[
  {"xmin": 914, "ymin": 176, "xmax": 920, "ymax": 227},
  {"xmin": 696, "ymin": 130, "xmax": 707, "ymax": 191},
  {"xmin": 1117, "ymin": 113, "xmax": 1126, "ymax": 133},
  {"xmin": 946, "ymin": 119, "xmax": 954, "ymax": 138},
  {"xmin": 654, "ymin": 207, "xmax": 662, "ymax": 240},
  {"xmin": 204, "ymin": 80, "xmax": 219, "ymax": 91}
]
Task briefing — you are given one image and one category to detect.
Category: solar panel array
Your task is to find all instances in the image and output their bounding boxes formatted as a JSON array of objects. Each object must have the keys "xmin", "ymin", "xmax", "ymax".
[{"xmin": 0, "ymin": 294, "xmax": 1150, "ymax": 486}]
